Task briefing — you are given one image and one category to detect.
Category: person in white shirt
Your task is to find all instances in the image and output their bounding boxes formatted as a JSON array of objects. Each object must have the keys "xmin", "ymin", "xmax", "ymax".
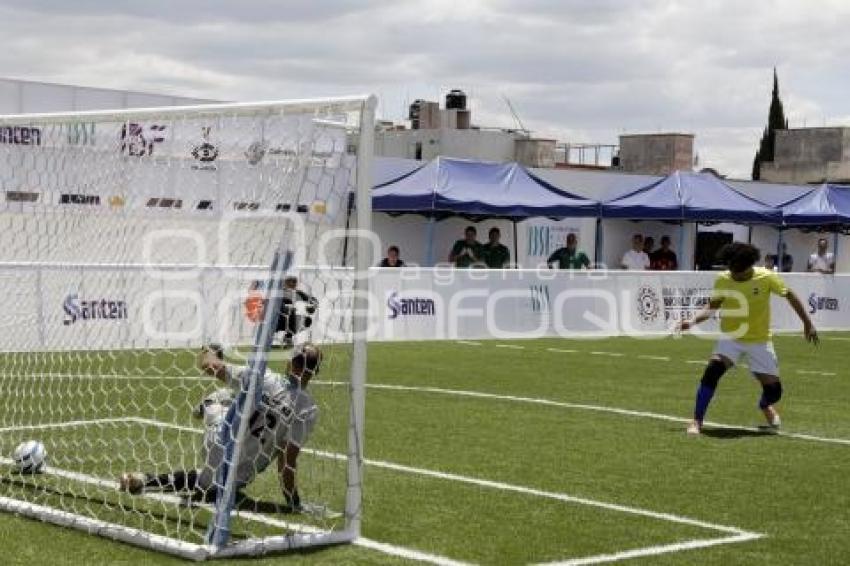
[
  {"xmin": 621, "ymin": 233, "xmax": 651, "ymax": 270},
  {"xmin": 807, "ymin": 238, "xmax": 835, "ymax": 274}
]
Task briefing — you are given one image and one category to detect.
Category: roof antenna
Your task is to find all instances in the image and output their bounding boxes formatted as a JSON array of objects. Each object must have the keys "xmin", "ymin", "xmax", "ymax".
[{"xmin": 501, "ymin": 94, "xmax": 528, "ymax": 134}]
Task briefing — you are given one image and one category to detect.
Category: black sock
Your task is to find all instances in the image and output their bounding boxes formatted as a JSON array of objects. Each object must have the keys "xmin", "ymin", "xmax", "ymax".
[{"xmin": 144, "ymin": 470, "xmax": 199, "ymax": 491}]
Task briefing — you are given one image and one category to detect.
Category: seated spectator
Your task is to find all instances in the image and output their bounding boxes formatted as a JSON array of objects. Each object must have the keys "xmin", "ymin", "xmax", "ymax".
[
  {"xmin": 449, "ymin": 226, "xmax": 483, "ymax": 268},
  {"xmin": 621, "ymin": 234, "xmax": 650, "ymax": 270},
  {"xmin": 807, "ymin": 238, "xmax": 835, "ymax": 274},
  {"xmin": 547, "ymin": 233, "xmax": 590, "ymax": 269},
  {"xmin": 481, "ymin": 227, "xmax": 510, "ymax": 268},
  {"xmin": 379, "ymin": 245, "xmax": 405, "ymax": 267},
  {"xmin": 650, "ymin": 235, "xmax": 678, "ymax": 270},
  {"xmin": 642, "ymin": 236, "xmax": 655, "ymax": 256}
]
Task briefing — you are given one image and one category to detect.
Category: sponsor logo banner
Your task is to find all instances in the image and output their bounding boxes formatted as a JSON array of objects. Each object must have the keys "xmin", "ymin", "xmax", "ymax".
[
  {"xmin": 808, "ymin": 293, "xmax": 839, "ymax": 314},
  {"xmin": 121, "ymin": 123, "xmax": 166, "ymax": 156},
  {"xmin": 0, "ymin": 126, "xmax": 41, "ymax": 146},
  {"xmin": 386, "ymin": 291, "xmax": 436, "ymax": 320},
  {"xmin": 63, "ymin": 293, "xmax": 128, "ymax": 325}
]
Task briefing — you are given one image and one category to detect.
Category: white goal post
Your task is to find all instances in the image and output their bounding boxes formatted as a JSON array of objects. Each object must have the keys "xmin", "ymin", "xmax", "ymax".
[{"xmin": 0, "ymin": 95, "xmax": 376, "ymax": 560}]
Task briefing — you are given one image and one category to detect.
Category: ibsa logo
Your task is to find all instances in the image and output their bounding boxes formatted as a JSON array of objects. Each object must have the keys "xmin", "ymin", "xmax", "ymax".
[
  {"xmin": 386, "ymin": 291, "xmax": 435, "ymax": 320},
  {"xmin": 192, "ymin": 126, "xmax": 219, "ymax": 170},
  {"xmin": 63, "ymin": 294, "xmax": 128, "ymax": 326},
  {"xmin": 808, "ymin": 293, "xmax": 839, "ymax": 314}
]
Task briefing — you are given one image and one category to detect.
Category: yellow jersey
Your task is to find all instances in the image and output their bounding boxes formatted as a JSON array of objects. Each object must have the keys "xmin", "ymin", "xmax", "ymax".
[{"xmin": 712, "ymin": 267, "xmax": 788, "ymax": 343}]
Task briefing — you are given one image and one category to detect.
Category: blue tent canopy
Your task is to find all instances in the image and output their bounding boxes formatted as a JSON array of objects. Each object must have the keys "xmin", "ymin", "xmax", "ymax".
[
  {"xmin": 600, "ymin": 170, "xmax": 782, "ymax": 224},
  {"xmin": 372, "ymin": 156, "xmax": 599, "ymax": 218},
  {"xmin": 779, "ymin": 183, "xmax": 850, "ymax": 226}
]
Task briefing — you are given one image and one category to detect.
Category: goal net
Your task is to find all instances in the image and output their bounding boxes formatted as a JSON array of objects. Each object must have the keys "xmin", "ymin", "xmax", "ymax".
[{"xmin": 0, "ymin": 96, "xmax": 375, "ymax": 559}]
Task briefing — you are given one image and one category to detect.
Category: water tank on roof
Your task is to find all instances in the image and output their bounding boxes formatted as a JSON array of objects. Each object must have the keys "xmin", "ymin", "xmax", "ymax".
[
  {"xmin": 409, "ymin": 99, "xmax": 424, "ymax": 129},
  {"xmin": 445, "ymin": 89, "xmax": 467, "ymax": 110}
]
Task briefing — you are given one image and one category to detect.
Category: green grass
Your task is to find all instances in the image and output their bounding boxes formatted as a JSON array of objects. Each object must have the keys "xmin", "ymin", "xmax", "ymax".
[{"xmin": 1, "ymin": 333, "xmax": 849, "ymax": 564}]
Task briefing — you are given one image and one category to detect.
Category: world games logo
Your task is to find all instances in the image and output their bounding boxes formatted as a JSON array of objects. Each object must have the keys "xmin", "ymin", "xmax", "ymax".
[
  {"xmin": 386, "ymin": 291, "xmax": 436, "ymax": 320},
  {"xmin": 636, "ymin": 285, "xmax": 661, "ymax": 323}
]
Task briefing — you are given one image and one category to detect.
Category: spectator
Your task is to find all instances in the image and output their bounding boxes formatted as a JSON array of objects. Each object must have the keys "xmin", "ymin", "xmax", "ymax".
[
  {"xmin": 766, "ymin": 244, "xmax": 793, "ymax": 272},
  {"xmin": 764, "ymin": 254, "xmax": 777, "ymax": 271},
  {"xmin": 650, "ymin": 235, "xmax": 678, "ymax": 270},
  {"xmin": 808, "ymin": 238, "xmax": 835, "ymax": 274},
  {"xmin": 449, "ymin": 226, "xmax": 483, "ymax": 268},
  {"xmin": 481, "ymin": 227, "xmax": 510, "ymax": 268},
  {"xmin": 621, "ymin": 233, "xmax": 650, "ymax": 270},
  {"xmin": 643, "ymin": 236, "xmax": 655, "ymax": 256},
  {"xmin": 379, "ymin": 245, "xmax": 405, "ymax": 267},
  {"xmin": 547, "ymin": 233, "xmax": 591, "ymax": 269}
]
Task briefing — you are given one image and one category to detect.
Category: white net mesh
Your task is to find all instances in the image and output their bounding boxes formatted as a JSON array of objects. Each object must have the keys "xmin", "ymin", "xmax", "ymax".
[{"xmin": 0, "ymin": 98, "xmax": 372, "ymax": 559}]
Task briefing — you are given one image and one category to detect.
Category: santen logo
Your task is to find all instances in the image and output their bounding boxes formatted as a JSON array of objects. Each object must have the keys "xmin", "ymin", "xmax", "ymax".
[
  {"xmin": 386, "ymin": 291, "xmax": 435, "ymax": 320},
  {"xmin": 808, "ymin": 293, "xmax": 839, "ymax": 314},
  {"xmin": 63, "ymin": 294, "xmax": 128, "ymax": 325},
  {"xmin": 0, "ymin": 126, "xmax": 41, "ymax": 146}
]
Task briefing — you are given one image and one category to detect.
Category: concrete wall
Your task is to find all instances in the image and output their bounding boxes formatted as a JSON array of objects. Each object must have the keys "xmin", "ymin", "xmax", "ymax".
[
  {"xmin": 617, "ymin": 133, "xmax": 694, "ymax": 175},
  {"xmin": 0, "ymin": 77, "xmax": 214, "ymax": 115},
  {"xmin": 760, "ymin": 127, "xmax": 850, "ymax": 184},
  {"xmin": 375, "ymin": 128, "xmax": 519, "ymax": 162}
]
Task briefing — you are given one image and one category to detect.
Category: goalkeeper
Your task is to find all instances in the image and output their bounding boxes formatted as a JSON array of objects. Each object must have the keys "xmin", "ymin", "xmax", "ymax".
[
  {"xmin": 119, "ymin": 343, "xmax": 320, "ymax": 511},
  {"xmin": 676, "ymin": 242, "xmax": 818, "ymax": 435}
]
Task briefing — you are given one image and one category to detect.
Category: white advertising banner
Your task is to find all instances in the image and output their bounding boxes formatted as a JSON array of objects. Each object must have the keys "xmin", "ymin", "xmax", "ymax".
[
  {"xmin": 0, "ymin": 265, "xmax": 847, "ymax": 352},
  {"xmin": 370, "ymin": 269, "xmax": 850, "ymax": 342}
]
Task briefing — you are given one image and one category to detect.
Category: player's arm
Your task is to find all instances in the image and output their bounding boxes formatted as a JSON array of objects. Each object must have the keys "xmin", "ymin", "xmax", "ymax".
[
  {"xmin": 677, "ymin": 297, "xmax": 724, "ymax": 332},
  {"xmin": 785, "ymin": 290, "xmax": 819, "ymax": 344},
  {"xmin": 277, "ymin": 442, "xmax": 301, "ymax": 511}
]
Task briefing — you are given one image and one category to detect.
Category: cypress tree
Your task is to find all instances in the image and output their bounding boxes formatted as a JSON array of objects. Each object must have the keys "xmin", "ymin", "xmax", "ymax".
[{"xmin": 752, "ymin": 68, "xmax": 787, "ymax": 180}]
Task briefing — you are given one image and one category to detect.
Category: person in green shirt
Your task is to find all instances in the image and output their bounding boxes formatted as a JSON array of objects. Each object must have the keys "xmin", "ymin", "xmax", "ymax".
[
  {"xmin": 547, "ymin": 233, "xmax": 591, "ymax": 269},
  {"xmin": 481, "ymin": 227, "xmax": 511, "ymax": 268},
  {"xmin": 449, "ymin": 226, "xmax": 483, "ymax": 268}
]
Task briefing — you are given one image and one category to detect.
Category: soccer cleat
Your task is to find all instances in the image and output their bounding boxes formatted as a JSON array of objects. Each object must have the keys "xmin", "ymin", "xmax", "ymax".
[
  {"xmin": 118, "ymin": 472, "xmax": 146, "ymax": 494},
  {"xmin": 686, "ymin": 420, "xmax": 702, "ymax": 435},
  {"xmin": 760, "ymin": 406, "xmax": 781, "ymax": 432}
]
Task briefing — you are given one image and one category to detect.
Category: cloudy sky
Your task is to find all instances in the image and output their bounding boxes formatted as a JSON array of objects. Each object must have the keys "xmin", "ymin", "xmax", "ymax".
[{"xmin": 2, "ymin": 0, "xmax": 849, "ymax": 178}]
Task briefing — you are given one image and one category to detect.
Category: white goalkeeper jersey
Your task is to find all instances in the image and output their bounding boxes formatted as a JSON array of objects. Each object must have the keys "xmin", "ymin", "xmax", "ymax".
[{"xmin": 198, "ymin": 364, "xmax": 318, "ymax": 489}]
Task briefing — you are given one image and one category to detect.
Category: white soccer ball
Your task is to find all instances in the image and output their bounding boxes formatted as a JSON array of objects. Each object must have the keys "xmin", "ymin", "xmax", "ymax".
[{"xmin": 12, "ymin": 440, "xmax": 47, "ymax": 474}]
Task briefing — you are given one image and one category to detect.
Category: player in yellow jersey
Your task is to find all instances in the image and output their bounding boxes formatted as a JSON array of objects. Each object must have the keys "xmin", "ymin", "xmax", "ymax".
[{"xmin": 676, "ymin": 243, "xmax": 818, "ymax": 435}]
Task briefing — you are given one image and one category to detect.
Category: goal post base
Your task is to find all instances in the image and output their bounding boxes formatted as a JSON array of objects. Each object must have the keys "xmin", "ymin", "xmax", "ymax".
[{"xmin": 0, "ymin": 495, "xmax": 357, "ymax": 561}]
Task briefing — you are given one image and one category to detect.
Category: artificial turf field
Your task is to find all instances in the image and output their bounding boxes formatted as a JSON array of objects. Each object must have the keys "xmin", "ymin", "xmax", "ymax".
[{"xmin": 1, "ymin": 332, "xmax": 848, "ymax": 565}]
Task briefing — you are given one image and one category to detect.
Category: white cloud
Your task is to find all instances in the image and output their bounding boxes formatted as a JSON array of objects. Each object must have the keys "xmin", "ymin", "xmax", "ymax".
[{"xmin": 1, "ymin": 0, "xmax": 849, "ymax": 177}]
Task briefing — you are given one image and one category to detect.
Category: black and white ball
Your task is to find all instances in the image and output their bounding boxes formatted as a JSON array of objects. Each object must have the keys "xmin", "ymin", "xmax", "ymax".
[{"xmin": 12, "ymin": 440, "xmax": 47, "ymax": 474}]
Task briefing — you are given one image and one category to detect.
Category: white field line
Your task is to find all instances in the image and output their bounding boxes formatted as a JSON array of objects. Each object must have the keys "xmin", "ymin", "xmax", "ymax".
[
  {"xmin": 495, "ymin": 344, "xmax": 525, "ymax": 349},
  {"xmin": 0, "ymin": 452, "xmax": 466, "ymax": 566},
  {"xmin": 797, "ymin": 369, "xmax": 837, "ymax": 377},
  {"xmin": 686, "ymin": 360, "xmax": 706, "ymax": 365},
  {"xmin": 127, "ymin": 418, "xmax": 758, "ymax": 535},
  {"xmin": 539, "ymin": 532, "xmax": 763, "ymax": 566},
  {"xmin": 0, "ymin": 418, "xmax": 128, "ymax": 433},
  {"xmin": 5, "ymin": 376, "xmax": 849, "ymax": 447},
  {"xmin": 546, "ymin": 348, "xmax": 578, "ymax": 354},
  {"xmin": 455, "ymin": 340, "xmax": 483, "ymax": 346},
  {"xmin": 589, "ymin": 351, "xmax": 624, "ymax": 357},
  {"xmin": 345, "ymin": 382, "xmax": 850, "ymax": 447},
  {"xmin": 0, "ymin": 416, "xmax": 762, "ymax": 564},
  {"xmin": 637, "ymin": 355, "xmax": 671, "ymax": 362}
]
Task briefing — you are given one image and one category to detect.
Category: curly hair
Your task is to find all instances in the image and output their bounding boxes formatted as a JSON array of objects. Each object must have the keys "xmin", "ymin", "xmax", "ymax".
[{"xmin": 717, "ymin": 242, "xmax": 761, "ymax": 273}]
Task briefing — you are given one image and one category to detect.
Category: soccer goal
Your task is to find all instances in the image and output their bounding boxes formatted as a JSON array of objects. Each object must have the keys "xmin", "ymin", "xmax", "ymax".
[{"xmin": 0, "ymin": 96, "xmax": 375, "ymax": 559}]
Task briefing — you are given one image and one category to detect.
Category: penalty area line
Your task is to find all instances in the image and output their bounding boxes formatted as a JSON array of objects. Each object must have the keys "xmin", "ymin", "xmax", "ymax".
[
  {"xmin": 338, "ymin": 382, "xmax": 850, "ymax": 448},
  {"xmin": 0, "ymin": 452, "xmax": 468, "ymax": 566},
  {"xmin": 538, "ymin": 532, "xmax": 763, "ymax": 566}
]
